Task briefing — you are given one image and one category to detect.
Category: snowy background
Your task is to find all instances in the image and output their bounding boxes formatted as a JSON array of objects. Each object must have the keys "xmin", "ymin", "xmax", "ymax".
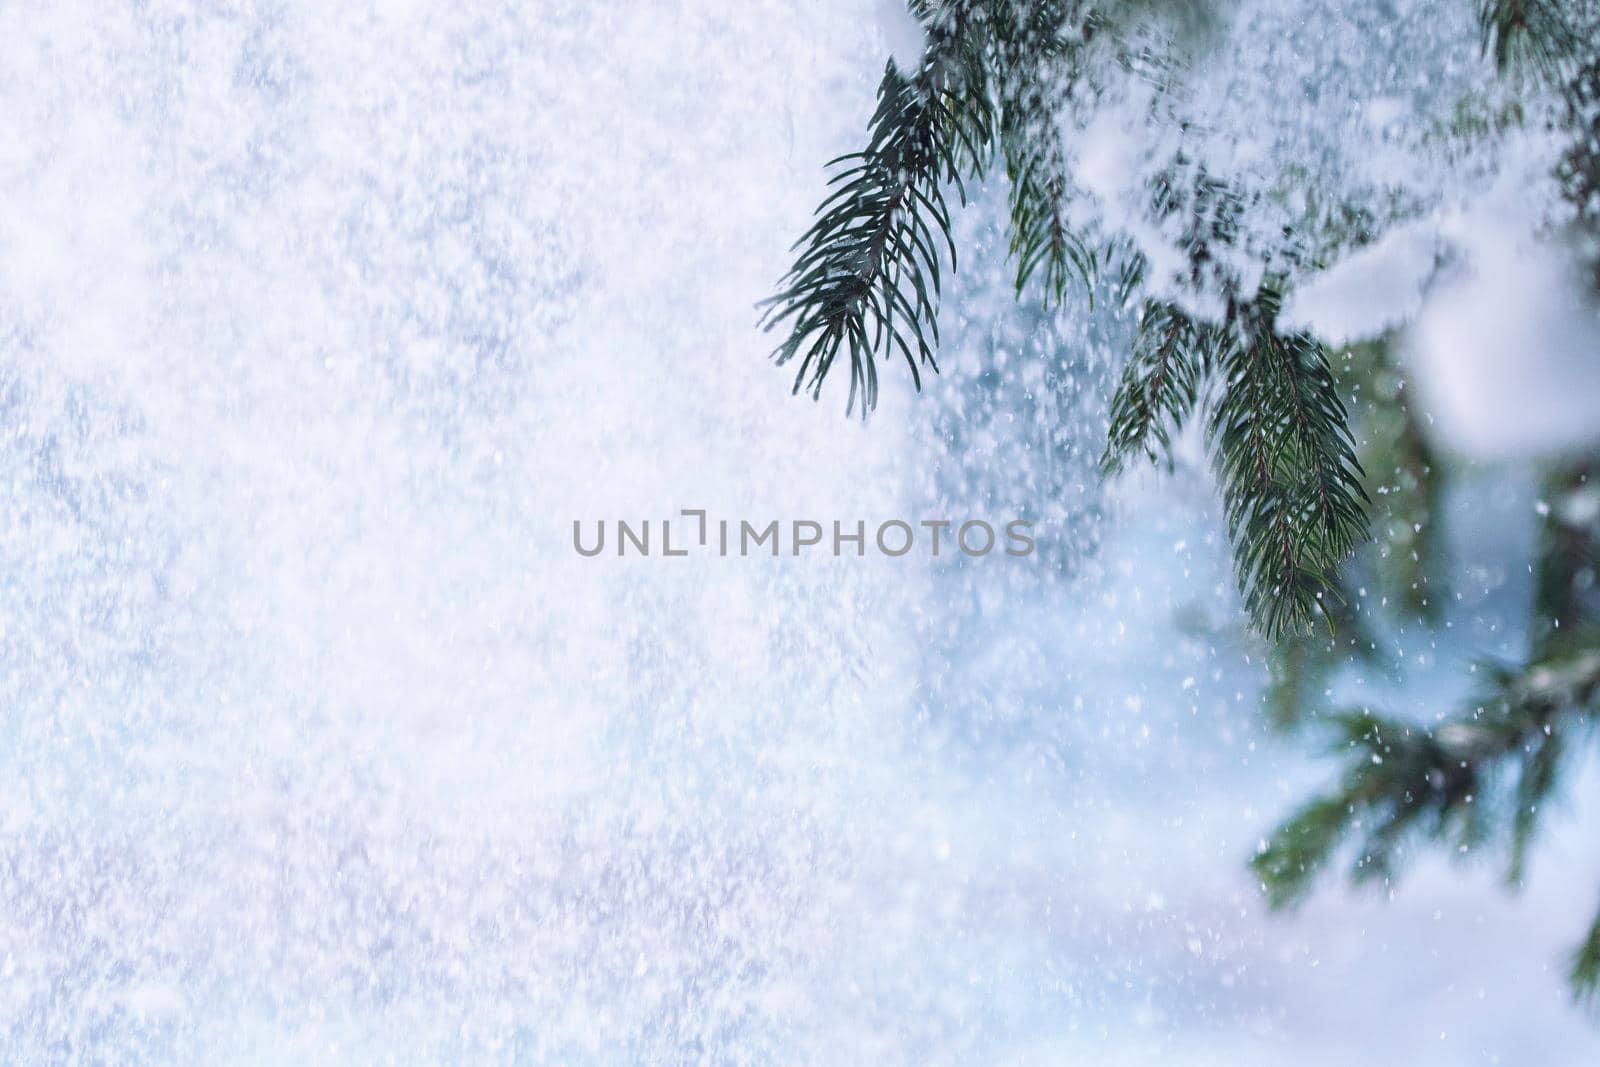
[{"xmin": 1, "ymin": 1, "xmax": 1597, "ymax": 1063}]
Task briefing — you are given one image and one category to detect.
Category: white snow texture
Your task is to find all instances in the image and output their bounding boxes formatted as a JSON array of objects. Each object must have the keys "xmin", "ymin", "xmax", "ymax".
[{"xmin": 0, "ymin": 2, "xmax": 1597, "ymax": 1065}]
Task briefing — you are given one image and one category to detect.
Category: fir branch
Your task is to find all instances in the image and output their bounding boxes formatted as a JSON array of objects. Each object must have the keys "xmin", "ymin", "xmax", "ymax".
[
  {"xmin": 760, "ymin": 1, "xmax": 1110, "ymax": 414},
  {"xmin": 1261, "ymin": 343, "xmax": 1436, "ymax": 729},
  {"xmin": 1102, "ymin": 177, "xmax": 1369, "ymax": 641},
  {"xmin": 1154, "ymin": 165, "xmax": 1248, "ymax": 294},
  {"xmin": 1006, "ymin": 153, "xmax": 1096, "ymax": 305},
  {"xmin": 763, "ymin": 4, "xmax": 1377, "ymax": 641},
  {"xmin": 758, "ymin": 5, "xmax": 994, "ymax": 414},
  {"xmin": 1477, "ymin": 0, "xmax": 1581, "ymax": 81},
  {"xmin": 1255, "ymin": 646, "xmax": 1600, "ymax": 927},
  {"xmin": 1099, "ymin": 301, "xmax": 1204, "ymax": 473},
  {"xmin": 994, "ymin": 2, "xmax": 1098, "ymax": 305},
  {"xmin": 1207, "ymin": 287, "xmax": 1369, "ymax": 639},
  {"xmin": 1258, "ymin": 447, "xmax": 1600, "ymax": 994}
]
